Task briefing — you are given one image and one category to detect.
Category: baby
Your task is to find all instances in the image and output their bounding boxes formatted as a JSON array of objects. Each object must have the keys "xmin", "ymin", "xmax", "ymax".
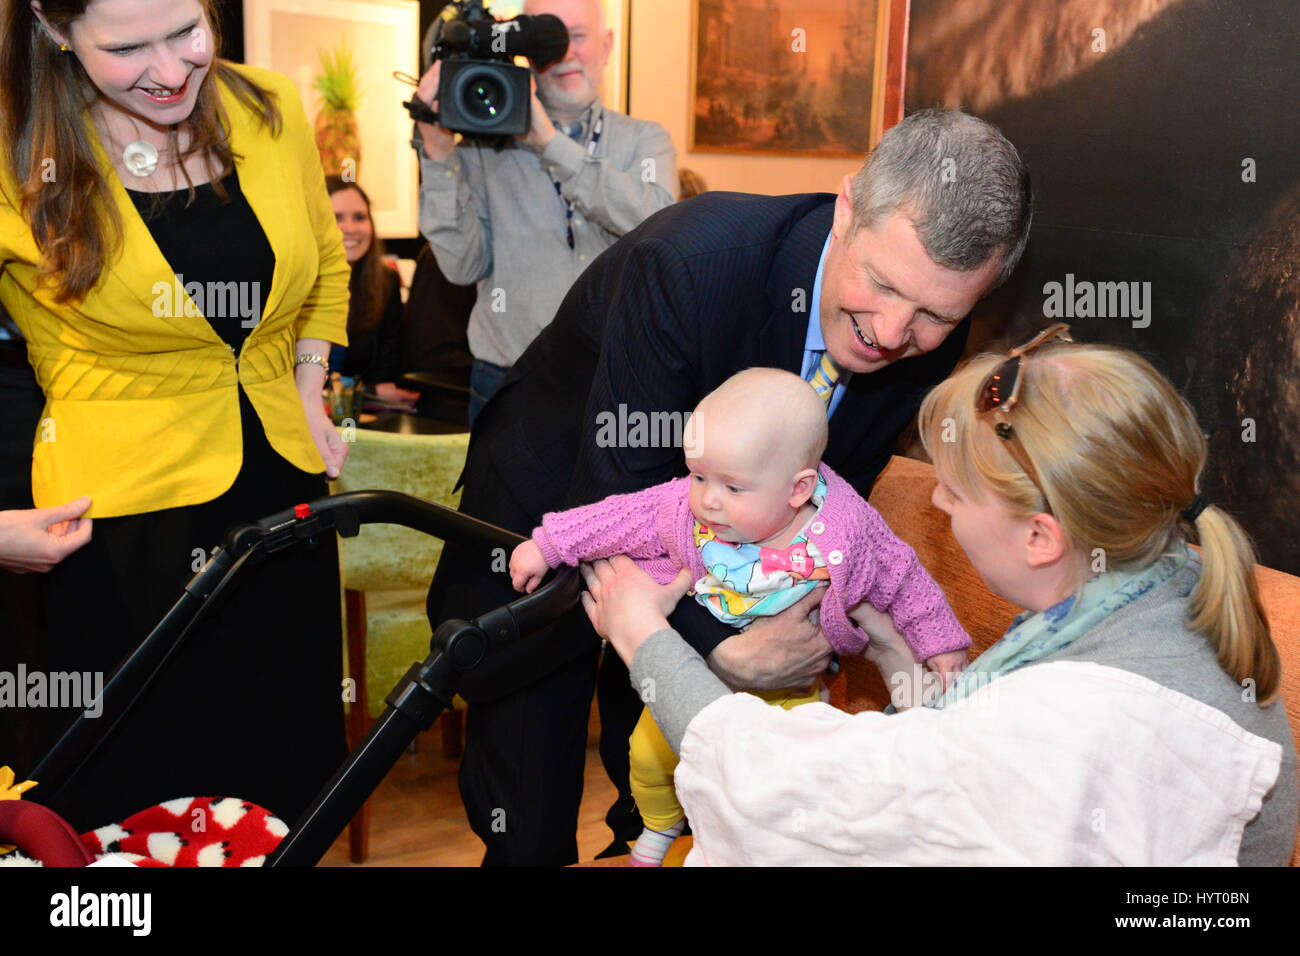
[{"xmin": 510, "ymin": 368, "xmax": 969, "ymax": 865}]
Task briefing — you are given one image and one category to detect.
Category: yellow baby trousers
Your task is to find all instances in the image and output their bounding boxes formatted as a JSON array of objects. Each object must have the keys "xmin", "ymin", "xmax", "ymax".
[{"xmin": 628, "ymin": 684, "xmax": 824, "ymax": 831}]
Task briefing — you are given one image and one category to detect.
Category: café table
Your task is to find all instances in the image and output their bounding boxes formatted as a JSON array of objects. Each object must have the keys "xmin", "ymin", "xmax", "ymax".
[{"xmin": 358, "ymin": 410, "xmax": 467, "ymax": 436}]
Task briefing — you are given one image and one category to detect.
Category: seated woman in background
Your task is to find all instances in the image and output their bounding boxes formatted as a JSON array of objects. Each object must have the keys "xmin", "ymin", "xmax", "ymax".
[
  {"xmin": 579, "ymin": 327, "xmax": 1298, "ymax": 865},
  {"xmin": 327, "ymin": 176, "xmax": 420, "ymax": 405}
]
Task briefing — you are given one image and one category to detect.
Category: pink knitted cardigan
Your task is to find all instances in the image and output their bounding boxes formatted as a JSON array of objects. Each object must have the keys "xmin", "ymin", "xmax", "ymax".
[{"xmin": 533, "ymin": 464, "xmax": 970, "ymax": 660}]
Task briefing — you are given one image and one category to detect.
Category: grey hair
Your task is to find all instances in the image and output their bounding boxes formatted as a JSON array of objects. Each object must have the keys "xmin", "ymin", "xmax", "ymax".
[{"xmin": 849, "ymin": 108, "xmax": 1032, "ymax": 287}]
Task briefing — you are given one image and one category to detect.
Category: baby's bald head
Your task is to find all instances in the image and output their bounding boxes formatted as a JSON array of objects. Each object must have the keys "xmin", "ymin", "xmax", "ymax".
[{"xmin": 689, "ymin": 367, "xmax": 828, "ymax": 475}]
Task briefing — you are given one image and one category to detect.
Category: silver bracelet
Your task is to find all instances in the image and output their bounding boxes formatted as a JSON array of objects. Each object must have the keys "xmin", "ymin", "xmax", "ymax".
[{"xmin": 295, "ymin": 353, "xmax": 329, "ymax": 374}]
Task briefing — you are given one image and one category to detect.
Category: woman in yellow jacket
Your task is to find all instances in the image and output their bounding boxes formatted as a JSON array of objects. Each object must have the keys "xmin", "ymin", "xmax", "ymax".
[{"xmin": 1, "ymin": 0, "xmax": 351, "ymax": 829}]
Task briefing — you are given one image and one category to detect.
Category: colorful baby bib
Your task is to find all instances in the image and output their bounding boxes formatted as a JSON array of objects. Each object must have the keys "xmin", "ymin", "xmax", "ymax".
[{"xmin": 692, "ymin": 473, "xmax": 832, "ymax": 626}]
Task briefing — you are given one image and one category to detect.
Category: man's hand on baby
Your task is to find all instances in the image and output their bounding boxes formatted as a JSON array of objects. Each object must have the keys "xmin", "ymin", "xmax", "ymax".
[
  {"xmin": 924, "ymin": 650, "xmax": 969, "ymax": 691},
  {"xmin": 709, "ymin": 588, "xmax": 832, "ymax": 691},
  {"xmin": 509, "ymin": 540, "xmax": 550, "ymax": 593}
]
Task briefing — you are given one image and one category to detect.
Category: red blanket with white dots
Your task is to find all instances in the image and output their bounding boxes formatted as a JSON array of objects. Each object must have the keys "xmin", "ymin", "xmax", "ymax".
[
  {"xmin": 82, "ymin": 797, "xmax": 288, "ymax": 866},
  {"xmin": 1, "ymin": 796, "xmax": 287, "ymax": 867}
]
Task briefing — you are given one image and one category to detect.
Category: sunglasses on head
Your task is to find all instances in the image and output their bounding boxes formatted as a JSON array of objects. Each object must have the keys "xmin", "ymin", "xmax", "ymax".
[{"xmin": 974, "ymin": 323, "xmax": 1073, "ymax": 509}]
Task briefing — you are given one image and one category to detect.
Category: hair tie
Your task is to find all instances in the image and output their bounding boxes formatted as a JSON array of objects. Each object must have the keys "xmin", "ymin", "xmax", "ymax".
[{"xmin": 1181, "ymin": 493, "xmax": 1211, "ymax": 522}]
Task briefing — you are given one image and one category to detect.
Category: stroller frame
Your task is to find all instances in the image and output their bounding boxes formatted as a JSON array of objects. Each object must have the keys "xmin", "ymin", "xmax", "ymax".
[{"xmin": 28, "ymin": 490, "xmax": 583, "ymax": 867}]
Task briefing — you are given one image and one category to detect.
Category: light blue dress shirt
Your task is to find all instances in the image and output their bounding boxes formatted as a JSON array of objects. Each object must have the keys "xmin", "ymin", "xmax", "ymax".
[{"xmin": 800, "ymin": 233, "xmax": 851, "ymax": 417}]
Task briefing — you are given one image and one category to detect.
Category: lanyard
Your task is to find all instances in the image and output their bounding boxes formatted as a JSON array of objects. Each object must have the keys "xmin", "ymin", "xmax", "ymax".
[{"xmin": 546, "ymin": 112, "xmax": 603, "ymax": 250}]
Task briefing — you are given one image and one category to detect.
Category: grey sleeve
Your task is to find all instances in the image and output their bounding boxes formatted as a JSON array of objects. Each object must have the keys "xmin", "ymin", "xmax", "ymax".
[
  {"xmin": 541, "ymin": 122, "xmax": 678, "ymax": 236},
  {"xmin": 416, "ymin": 145, "xmax": 493, "ymax": 285},
  {"xmin": 628, "ymin": 628, "xmax": 731, "ymax": 754}
]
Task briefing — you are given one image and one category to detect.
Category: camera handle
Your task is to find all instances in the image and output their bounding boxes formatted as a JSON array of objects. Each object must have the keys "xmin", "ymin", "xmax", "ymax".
[
  {"xmin": 394, "ymin": 71, "xmax": 441, "ymax": 126},
  {"xmin": 403, "ymin": 95, "xmax": 440, "ymax": 126}
]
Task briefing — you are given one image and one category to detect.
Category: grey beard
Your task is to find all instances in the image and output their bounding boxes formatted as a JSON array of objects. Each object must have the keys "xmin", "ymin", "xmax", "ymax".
[{"xmin": 537, "ymin": 83, "xmax": 599, "ymax": 125}]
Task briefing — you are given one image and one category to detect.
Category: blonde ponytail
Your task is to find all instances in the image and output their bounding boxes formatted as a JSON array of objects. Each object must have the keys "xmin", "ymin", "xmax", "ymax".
[{"xmin": 1186, "ymin": 506, "xmax": 1280, "ymax": 704}]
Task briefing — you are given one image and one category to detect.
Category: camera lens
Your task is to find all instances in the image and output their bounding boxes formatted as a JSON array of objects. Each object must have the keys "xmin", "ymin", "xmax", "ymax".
[
  {"xmin": 470, "ymin": 82, "xmax": 500, "ymax": 116},
  {"xmin": 454, "ymin": 65, "xmax": 514, "ymax": 127}
]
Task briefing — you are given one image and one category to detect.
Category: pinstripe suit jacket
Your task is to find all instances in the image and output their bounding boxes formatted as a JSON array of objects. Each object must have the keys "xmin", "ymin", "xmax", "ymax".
[{"xmin": 467, "ymin": 190, "xmax": 970, "ymax": 654}]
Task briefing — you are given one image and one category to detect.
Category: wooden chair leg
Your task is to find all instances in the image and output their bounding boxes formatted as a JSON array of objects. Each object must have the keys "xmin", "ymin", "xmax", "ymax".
[
  {"xmin": 345, "ymin": 589, "xmax": 371, "ymax": 864},
  {"xmin": 349, "ymin": 799, "xmax": 371, "ymax": 864},
  {"xmin": 440, "ymin": 708, "xmax": 464, "ymax": 759}
]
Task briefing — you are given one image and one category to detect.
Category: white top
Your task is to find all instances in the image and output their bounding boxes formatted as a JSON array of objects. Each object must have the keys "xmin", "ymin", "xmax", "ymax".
[{"xmin": 674, "ymin": 661, "xmax": 1283, "ymax": 866}]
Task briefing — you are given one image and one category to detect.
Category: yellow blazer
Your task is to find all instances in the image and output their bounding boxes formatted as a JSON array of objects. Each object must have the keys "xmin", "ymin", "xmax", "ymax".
[{"xmin": 0, "ymin": 62, "xmax": 348, "ymax": 517}]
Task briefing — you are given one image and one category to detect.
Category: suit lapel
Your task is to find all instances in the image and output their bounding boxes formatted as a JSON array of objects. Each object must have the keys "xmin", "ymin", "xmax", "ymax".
[
  {"xmin": 824, "ymin": 369, "xmax": 874, "ymax": 464},
  {"xmin": 758, "ymin": 198, "xmax": 834, "ymax": 373},
  {"xmin": 757, "ymin": 299, "xmax": 806, "ymax": 373}
]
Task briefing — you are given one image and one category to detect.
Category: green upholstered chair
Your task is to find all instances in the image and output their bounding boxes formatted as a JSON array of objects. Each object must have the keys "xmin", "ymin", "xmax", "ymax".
[{"xmin": 330, "ymin": 425, "xmax": 470, "ymax": 863}]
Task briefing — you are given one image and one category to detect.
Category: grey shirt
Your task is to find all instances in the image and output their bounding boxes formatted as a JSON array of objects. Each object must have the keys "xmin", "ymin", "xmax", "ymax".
[
  {"xmin": 631, "ymin": 554, "xmax": 1299, "ymax": 865},
  {"xmin": 416, "ymin": 100, "xmax": 678, "ymax": 368}
]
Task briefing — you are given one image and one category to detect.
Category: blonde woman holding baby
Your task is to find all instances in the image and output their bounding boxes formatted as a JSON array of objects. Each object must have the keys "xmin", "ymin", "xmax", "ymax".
[{"xmin": 579, "ymin": 328, "xmax": 1298, "ymax": 865}]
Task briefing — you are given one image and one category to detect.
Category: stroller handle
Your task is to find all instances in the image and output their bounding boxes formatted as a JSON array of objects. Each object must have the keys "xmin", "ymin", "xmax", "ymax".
[
  {"xmin": 29, "ymin": 490, "xmax": 580, "ymax": 814},
  {"xmin": 258, "ymin": 489, "xmax": 523, "ymax": 550},
  {"xmin": 288, "ymin": 490, "xmax": 584, "ymax": 638}
]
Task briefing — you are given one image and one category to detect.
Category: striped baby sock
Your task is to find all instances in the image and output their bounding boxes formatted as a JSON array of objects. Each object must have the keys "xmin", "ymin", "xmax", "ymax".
[{"xmin": 629, "ymin": 818, "xmax": 686, "ymax": 867}]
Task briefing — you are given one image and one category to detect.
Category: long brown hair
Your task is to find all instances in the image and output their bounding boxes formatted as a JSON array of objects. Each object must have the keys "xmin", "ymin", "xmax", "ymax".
[
  {"xmin": 0, "ymin": 0, "xmax": 282, "ymax": 303},
  {"xmin": 325, "ymin": 176, "xmax": 390, "ymax": 338},
  {"xmin": 918, "ymin": 343, "xmax": 1281, "ymax": 706}
]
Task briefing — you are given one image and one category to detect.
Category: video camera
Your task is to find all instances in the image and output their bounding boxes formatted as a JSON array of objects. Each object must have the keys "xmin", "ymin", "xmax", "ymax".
[{"xmin": 405, "ymin": 0, "xmax": 569, "ymax": 138}]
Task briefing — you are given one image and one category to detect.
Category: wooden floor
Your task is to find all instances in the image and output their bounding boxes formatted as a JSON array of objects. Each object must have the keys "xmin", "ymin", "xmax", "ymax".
[{"xmin": 319, "ymin": 698, "xmax": 619, "ymax": 866}]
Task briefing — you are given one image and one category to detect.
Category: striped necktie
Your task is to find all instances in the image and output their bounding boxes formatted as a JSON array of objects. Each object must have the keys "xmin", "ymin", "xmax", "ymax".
[{"xmin": 809, "ymin": 352, "xmax": 841, "ymax": 410}]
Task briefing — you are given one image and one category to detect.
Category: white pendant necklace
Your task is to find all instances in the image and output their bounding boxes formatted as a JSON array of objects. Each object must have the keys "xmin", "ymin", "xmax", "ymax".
[
  {"xmin": 122, "ymin": 140, "xmax": 160, "ymax": 177},
  {"xmin": 94, "ymin": 104, "xmax": 171, "ymax": 181}
]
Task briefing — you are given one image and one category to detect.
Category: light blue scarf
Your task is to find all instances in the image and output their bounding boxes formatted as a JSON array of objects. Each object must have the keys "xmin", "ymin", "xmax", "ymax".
[{"xmin": 926, "ymin": 545, "xmax": 1190, "ymax": 710}]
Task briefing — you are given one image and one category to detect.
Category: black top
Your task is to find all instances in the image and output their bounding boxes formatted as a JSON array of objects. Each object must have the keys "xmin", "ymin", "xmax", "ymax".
[
  {"xmin": 126, "ymin": 168, "xmax": 275, "ymax": 352},
  {"xmin": 126, "ymin": 167, "xmax": 284, "ymax": 480},
  {"xmin": 402, "ymin": 244, "xmax": 475, "ymax": 388},
  {"xmin": 339, "ymin": 268, "xmax": 403, "ymax": 383}
]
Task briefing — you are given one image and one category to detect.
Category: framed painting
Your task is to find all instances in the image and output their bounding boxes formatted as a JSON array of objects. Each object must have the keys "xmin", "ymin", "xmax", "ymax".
[
  {"xmin": 689, "ymin": 0, "xmax": 906, "ymax": 157},
  {"xmin": 244, "ymin": 0, "xmax": 420, "ymax": 237}
]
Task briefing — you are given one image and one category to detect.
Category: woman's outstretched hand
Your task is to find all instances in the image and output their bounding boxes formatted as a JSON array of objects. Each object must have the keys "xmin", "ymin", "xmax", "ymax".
[
  {"xmin": 0, "ymin": 496, "xmax": 93, "ymax": 573},
  {"xmin": 579, "ymin": 556, "xmax": 692, "ymax": 667}
]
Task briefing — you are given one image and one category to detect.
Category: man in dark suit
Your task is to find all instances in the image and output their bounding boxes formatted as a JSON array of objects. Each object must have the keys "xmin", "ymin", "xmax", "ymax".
[{"xmin": 427, "ymin": 108, "xmax": 1032, "ymax": 865}]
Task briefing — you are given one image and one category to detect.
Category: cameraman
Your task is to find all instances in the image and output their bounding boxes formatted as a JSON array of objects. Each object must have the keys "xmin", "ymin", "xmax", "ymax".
[{"xmin": 412, "ymin": 0, "xmax": 678, "ymax": 424}]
